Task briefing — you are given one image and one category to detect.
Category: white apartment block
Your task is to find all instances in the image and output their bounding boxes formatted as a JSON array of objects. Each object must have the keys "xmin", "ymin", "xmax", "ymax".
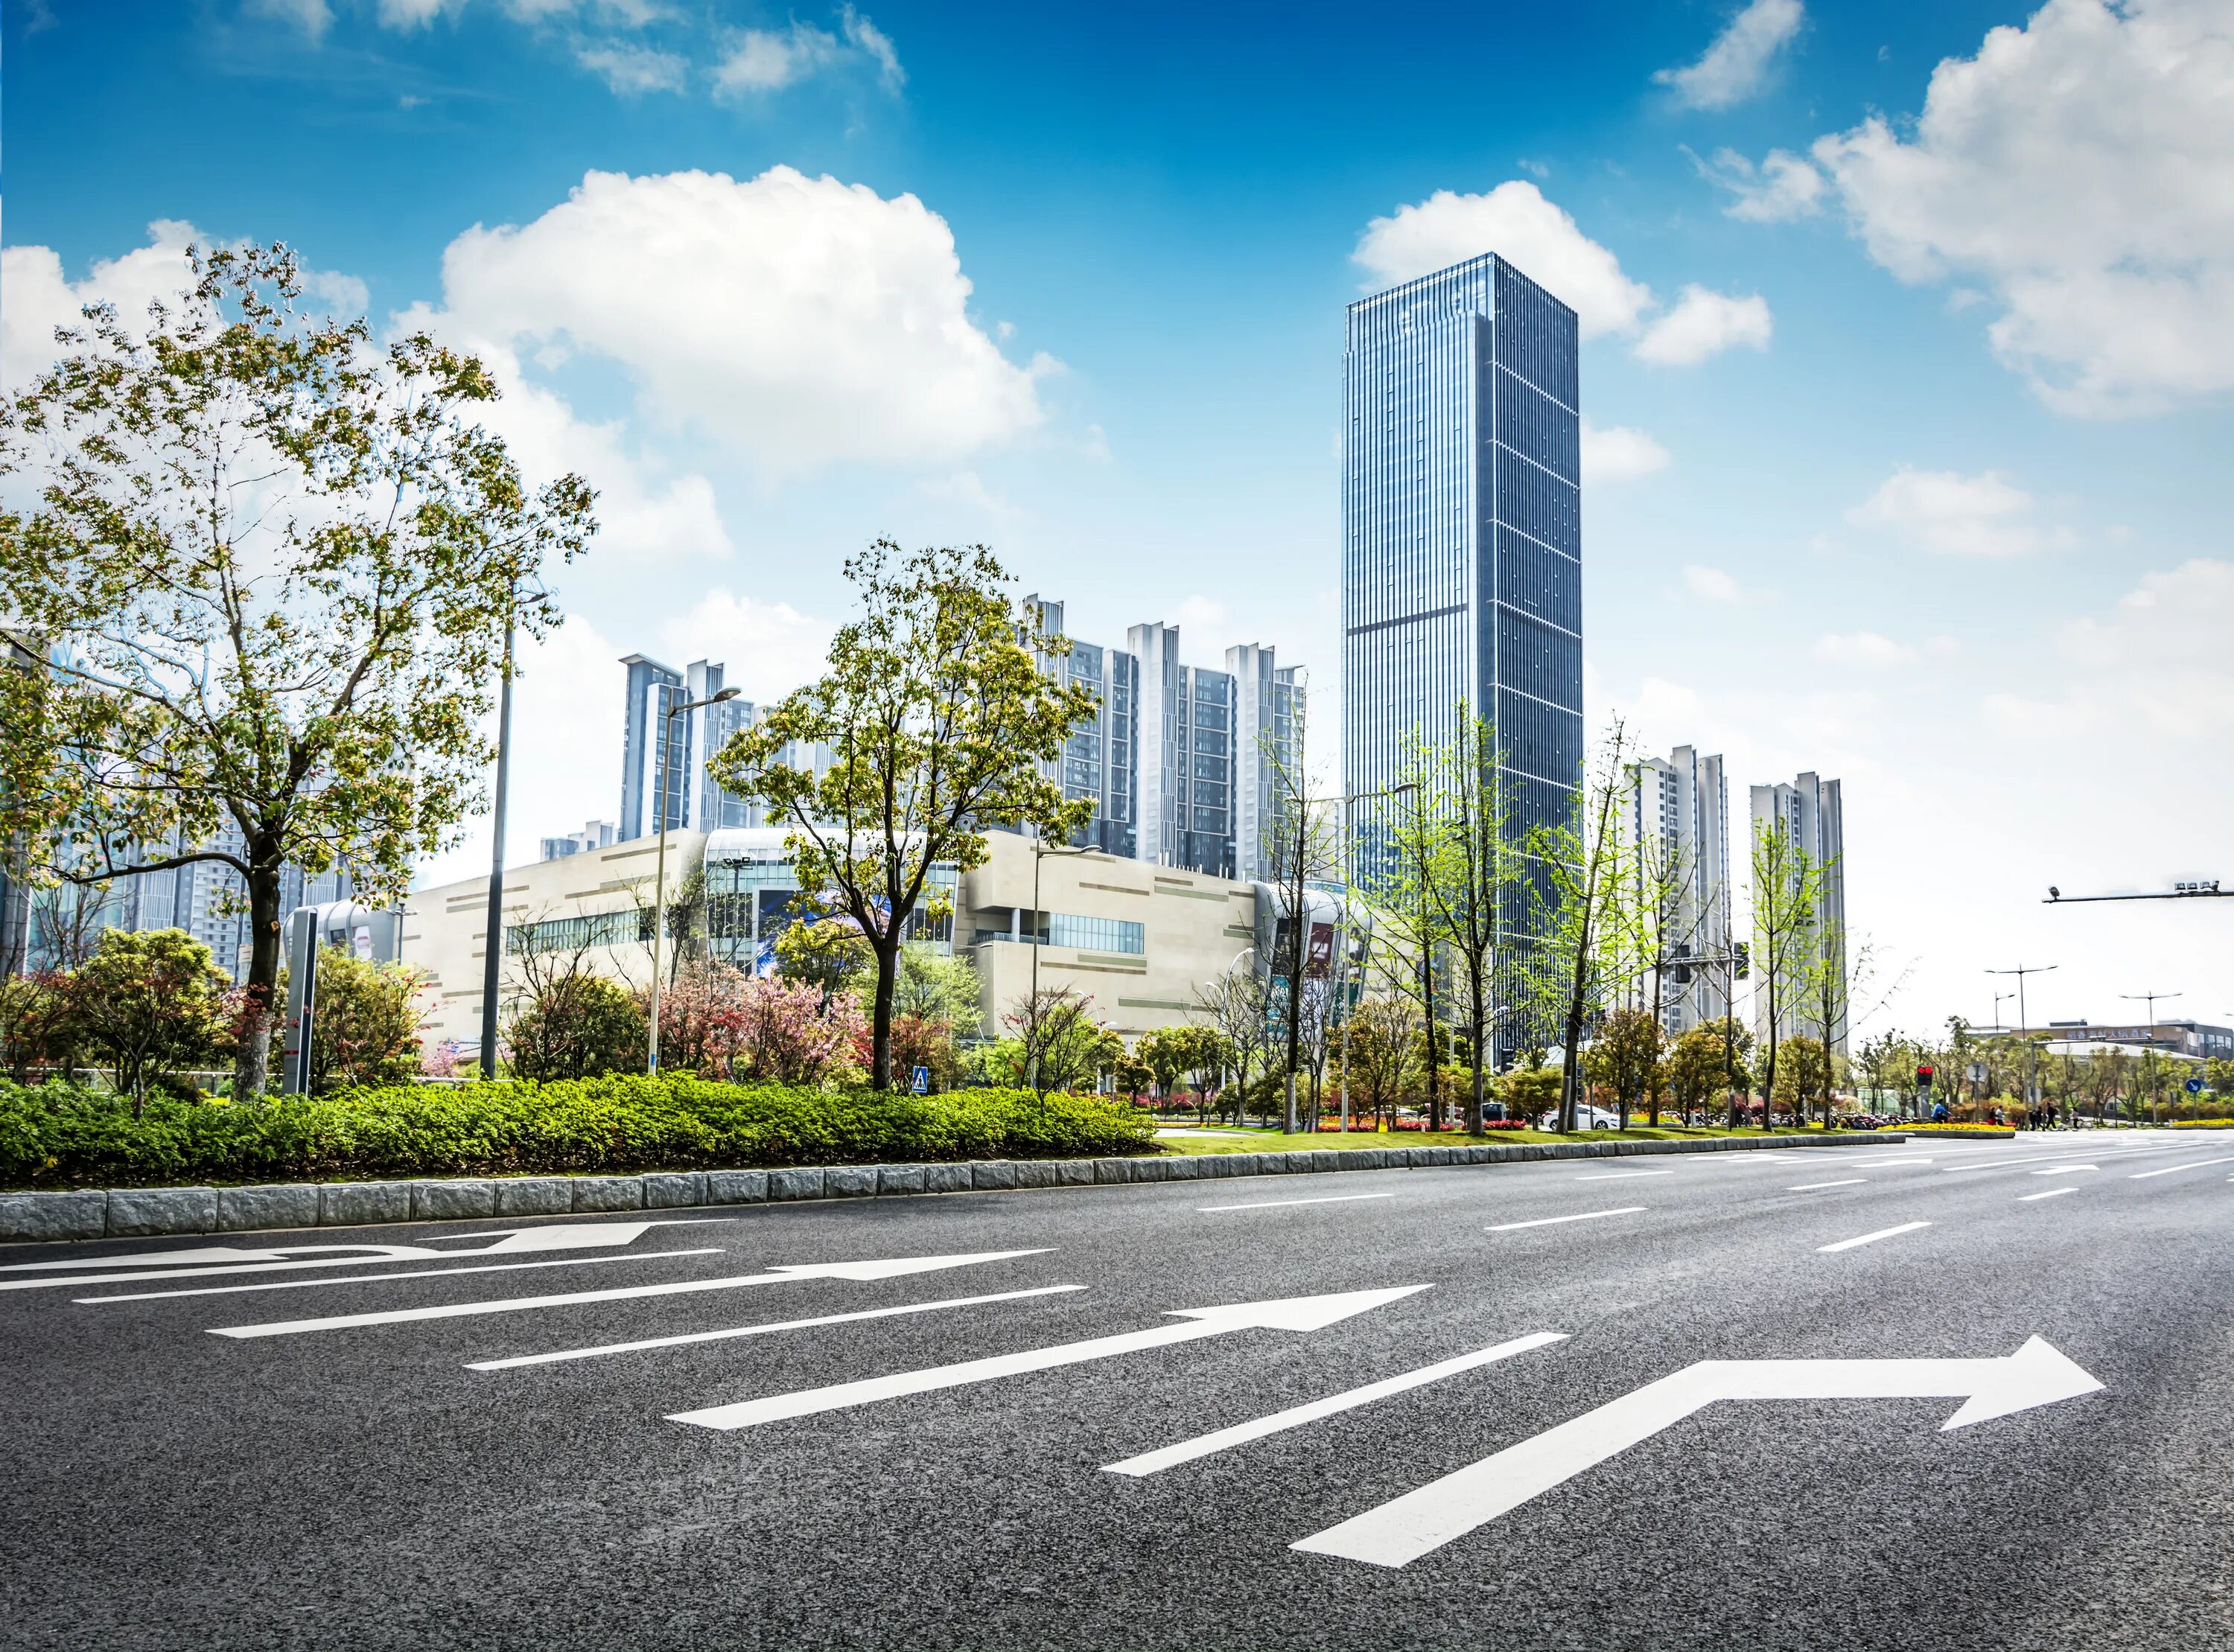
[
  {"xmin": 1748, "ymin": 770, "xmax": 1848, "ymax": 1056},
  {"xmin": 1620, "ymin": 745, "xmax": 1732, "ymax": 1035}
]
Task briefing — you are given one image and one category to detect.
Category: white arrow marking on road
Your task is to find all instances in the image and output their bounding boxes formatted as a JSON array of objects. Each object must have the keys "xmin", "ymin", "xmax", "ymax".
[
  {"xmin": 0, "ymin": 1245, "xmax": 405, "ymax": 1272},
  {"xmin": 1486, "ymin": 1208, "xmax": 1644, "ymax": 1233},
  {"xmin": 1816, "ymin": 1221, "xmax": 1931, "ymax": 1253},
  {"xmin": 1789, "ymin": 1180, "xmax": 1866, "ymax": 1191},
  {"xmin": 667, "ymin": 1285, "xmax": 1432, "ymax": 1432},
  {"xmin": 2130, "ymin": 1155, "xmax": 2234, "ymax": 1179},
  {"xmin": 1291, "ymin": 1336, "xmax": 2104, "ymax": 1569},
  {"xmin": 2029, "ymin": 1165, "xmax": 2095, "ymax": 1176},
  {"xmin": 77, "ymin": 1248, "xmax": 723, "ymax": 1303},
  {"xmin": 1198, "ymin": 1193, "xmax": 1394, "ymax": 1212},
  {"xmin": 205, "ymin": 1250, "xmax": 1050, "ymax": 1339},
  {"xmin": 2020, "ymin": 1188, "xmax": 2077, "ymax": 1202},
  {"xmin": 1, "ymin": 1246, "xmax": 449, "ymax": 1291},
  {"xmin": 1104, "ymin": 1332, "xmax": 1566, "ymax": 1477},
  {"xmin": 469, "ymin": 1283, "xmax": 1088, "ymax": 1370}
]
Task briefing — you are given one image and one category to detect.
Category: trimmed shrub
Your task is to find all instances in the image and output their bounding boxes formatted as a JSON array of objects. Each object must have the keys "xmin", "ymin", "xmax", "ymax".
[{"xmin": 0, "ymin": 1075, "xmax": 1156, "ymax": 1190}]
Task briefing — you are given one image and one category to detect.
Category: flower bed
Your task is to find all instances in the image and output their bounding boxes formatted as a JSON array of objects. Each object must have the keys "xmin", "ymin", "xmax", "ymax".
[
  {"xmin": 0, "ymin": 1076, "xmax": 1156, "ymax": 1190},
  {"xmin": 2170, "ymin": 1117, "xmax": 2234, "ymax": 1129},
  {"xmin": 1900, "ymin": 1122, "xmax": 2016, "ymax": 1136}
]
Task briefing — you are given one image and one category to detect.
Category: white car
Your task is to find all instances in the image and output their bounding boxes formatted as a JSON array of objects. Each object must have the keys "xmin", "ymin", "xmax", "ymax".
[{"xmin": 1537, "ymin": 1105, "xmax": 1619, "ymax": 1129}]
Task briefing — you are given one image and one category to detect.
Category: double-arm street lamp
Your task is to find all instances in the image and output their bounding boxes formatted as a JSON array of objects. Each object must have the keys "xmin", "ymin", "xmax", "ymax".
[
  {"xmin": 1986, "ymin": 963, "xmax": 2057, "ymax": 1119},
  {"xmin": 1023, "ymin": 837, "xmax": 1095, "ymax": 1095},
  {"xmin": 646, "ymin": 686, "xmax": 742, "ymax": 1075}
]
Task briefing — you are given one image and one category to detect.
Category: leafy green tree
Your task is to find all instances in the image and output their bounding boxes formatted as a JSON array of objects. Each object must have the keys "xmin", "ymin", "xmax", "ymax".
[
  {"xmin": 0, "ymin": 243, "xmax": 595, "ymax": 1097},
  {"xmin": 1748, "ymin": 814, "xmax": 1824, "ymax": 1131},
  {"xmin": 891, "ymin": 945, "xmax": 982, "ymax": 1038},
  {"xmin": 1667, "ymin": 1022, "xmax": 1750, "ymax": 1123},
  {"xmin": 1498, "ymin": 1062, "xmax": 1562, "ymax": 1126},
  {"xmin": 1334, "ymin": 996, "xmax": 1416, "ymax": 1129},
  {"xmin": 505, "ymin": 972, "xmax": 643, "ymax": 1082},
  {"xmin": 1771, "ymin": 1034, "xmax": 1830, "ymax": 1115},
  {"xmin": 710, "ymin": 541, "xmax": 1095, "ymax": 1088},
  {"xmin": 67, "ymin": 928, "xmax": 231, "ymax": 1110},
  {"xmin": 1585, "ymin": 1006, "xmax": 1664, "ymax": 1128},
  {"xmin": 301, "ymin": 946, "xmax": 428, "ymax": 1094},
  {"xmin": 0, "ymin": 969, "xmax": 77, "ymax": 1084},
  {"xmin": 774, "ymin": 916, "xmax": 875, "ymax": 1005},
  {"xmin": 1001, "ymin": 985, "xmax": 1117, "ymax": 1097}
]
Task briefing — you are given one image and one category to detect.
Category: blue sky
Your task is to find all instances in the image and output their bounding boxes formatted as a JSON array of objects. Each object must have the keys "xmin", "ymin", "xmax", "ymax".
[{"xmin": 9, "ymin": 0, "xmax": 2233, "ymax": 1039}]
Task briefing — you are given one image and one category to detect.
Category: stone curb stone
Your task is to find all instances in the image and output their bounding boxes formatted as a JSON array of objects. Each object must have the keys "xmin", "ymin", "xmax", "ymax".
[
  {"xmin": 1013, "ymin": 1161, "xmax": 1055, "ymax": 1190},
  {"xmin": 569, "ymin": 1177, "xmax": 643, "ymax": 1214},
  {"xmin": 922, "ymin": 1163, "xmax": 971, "ymax": 1194},
  {"xmin": 878, "ymin": 1165, "xmax": 927, "ymax": 1196},
  {"xmin": 107, "ymin": 1187, "xmax": 218, "ymax": 1237},
  {"xmin": 707, "ymin": 1170, "xmax": 768, "ymax": 1205},
  {"xmin": 319, "ymin": 1181, "xmax": 412, "ymax": 1227},
  {"xmin": 824, "ymin": 1167, "xmax": 878, "ymax": 1199},
  {"xmin": 0, "ymin": 1190, "xmax": 107, "ymax": 1243},
  {"xmin": 768, "ymin": 1168, "xmax": 825, "ymax": 1202},
  {"xmin": 1130, "ymin": 1159, "xmax": 1170, "ymax": 1183},
  {"xmin": 1221, "ymin": 1153, "xmax": 1260, "ymax": 1176},
  {"xmin": 643, "ymin": 1171, "xmax": 708, "ymax": 1210},
  {"xmin": 1191, "ymin": 1155, "xmax": 1237, "ymax": 1178},
  {"xmin": 494, "ymin": 1178, "xmax": 573, "ymax": 1217},
  {"xmin": 1254, "ymin": 1152, "xmax": 1291, "ymax": 1175},
  {"xmin": 1163, "ymin": 1157, "xmax": 1200, "ymax": 1179},
  {"xmin": 1091, "ymin": 1158, "xmax": 1131, "ymax": 1185},
  {"xmin": 217, "ymin": 1184, "xmax": 322, "ymax": 1234},
  {"xmin": 1054, "ymin": 1159, "xmax": 1095, "ymax": 1187},
  {"xmin": 970, "ymin": 1161, "xmax": 1019, "ymax": 1192},
  {"xmin": 410, "ymin": 1181, "xmax": 496, "ymax": 1222}
]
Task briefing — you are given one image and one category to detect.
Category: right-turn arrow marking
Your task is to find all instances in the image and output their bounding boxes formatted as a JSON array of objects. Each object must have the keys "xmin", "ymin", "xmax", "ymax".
[{"xmin": 1293, "ymin": 1336, "xmax": 2104, "ymax": 1569}]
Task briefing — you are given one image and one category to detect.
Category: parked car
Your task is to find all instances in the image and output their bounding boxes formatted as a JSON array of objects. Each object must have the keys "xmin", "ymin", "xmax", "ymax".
[{"xmin": 1536, "ymin": 1105, "xmax": 1618, "ymax": 1130}]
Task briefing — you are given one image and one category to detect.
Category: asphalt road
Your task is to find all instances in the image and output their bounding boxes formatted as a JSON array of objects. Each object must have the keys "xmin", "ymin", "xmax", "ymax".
[{"xmin": 5, "ymin": 1133, "xmax": 2231, "ymax": 1651}]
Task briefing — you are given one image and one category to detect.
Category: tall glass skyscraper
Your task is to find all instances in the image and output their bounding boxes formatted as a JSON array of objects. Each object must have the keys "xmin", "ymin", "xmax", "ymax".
[{"xmin": 1342, "ymin": 252, "xmax": 1583, "ymax": 870}]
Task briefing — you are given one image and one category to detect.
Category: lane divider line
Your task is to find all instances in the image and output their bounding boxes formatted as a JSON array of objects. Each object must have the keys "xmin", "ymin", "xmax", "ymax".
[
  {"xmin": 1102, "ymin": 1332, "xmax": 1568, "ymax": 1477},
  {"xmin": 2130, "ymin": 1155, "xmax": 2234, "ymax": 1180},
  {"xmin": 1816, "ymin": 1221, "xmax": 1932, "ymax": 1254},
  {"xmin": 2028, "ymin": 1166, "xmax": 2096, "ymax": 1176},
  {"xmin": 2020, "ymin": 1188, "xmax": 2078, "ymax": 1202},
  {"xmin": 1199, "ymin": 1193, "xmax": 1396, "ymax": 1213},
  {"xmin": 1789, "ymin": 1179, "xmax": 1865, "ymax": 1191},
  {"xmin": 1486, "ymin": 1208, "xmax": 1646, "ymax": 1233},
  {"xmin": 1574, "ymin": 1171, "xmax": 1673, "ymax": 1181},
  {"xmin": 466, "ymin": 1283, "xmax": 1089, "ymax": 1371}
]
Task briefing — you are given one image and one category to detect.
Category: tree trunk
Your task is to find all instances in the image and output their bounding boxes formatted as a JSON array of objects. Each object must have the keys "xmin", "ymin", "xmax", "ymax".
[
  {"xmin": 234, "ymin": 853, "xmax": 284, "ymax": 1100},
  {"xmin": 1467, "ymin": 996, "xmax": 1486, "ymax": 1134},
  {"xmin": 870, "ymin": 936, "xmax": 898, "ymax": 1089}
]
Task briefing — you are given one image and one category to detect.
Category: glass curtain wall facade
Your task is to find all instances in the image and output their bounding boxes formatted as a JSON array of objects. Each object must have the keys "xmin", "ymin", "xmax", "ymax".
[{"xmin": 1342, "ymin": 252, "xmax": 1582, "ymax": 1058}]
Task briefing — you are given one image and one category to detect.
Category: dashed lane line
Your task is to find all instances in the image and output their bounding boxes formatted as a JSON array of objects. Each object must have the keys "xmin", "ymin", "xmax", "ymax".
[
  {"xmin": 1789, "ymin": 1179, "xmax": 1866, "ymax": 1191},
  {"xmin": 2020, "ymin": 1188, "xmax": 2078, "ymax": 1202},
  {"xmin": 1816, "ymin": 1221, "xmax": 1932, "ymax": 1254},
  {"xmin": 1574, "ymin": 1171, "xmax": 1673, "ymax": 1181},
  {"xmin": 1486, "ymin": 1208, "xmax": 1646, "ymax": 1233},
  {"xmin": 1197, "ymin": 1193, "xmax": 1396, "ymax": 1213},
  {"xmin": 2130, "ymin": 1155, "xmax": 2234, "ymax": 1180}
]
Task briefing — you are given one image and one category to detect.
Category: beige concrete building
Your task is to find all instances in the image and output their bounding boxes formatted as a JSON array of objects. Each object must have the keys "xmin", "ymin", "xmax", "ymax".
[{"xmin": 403, "ymin": 825, "xmax": 1266, "ymax": 1056}]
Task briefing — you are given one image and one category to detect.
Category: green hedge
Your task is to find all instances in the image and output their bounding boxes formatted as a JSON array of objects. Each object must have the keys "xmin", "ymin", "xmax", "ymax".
[{"xmin": 0, "ymin": 1077, "xmax": 1158, "ymax": 1190}]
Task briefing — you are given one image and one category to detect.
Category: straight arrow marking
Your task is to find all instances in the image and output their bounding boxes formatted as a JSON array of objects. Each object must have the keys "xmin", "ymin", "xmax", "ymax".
[
  {"xmin": 467, "ymin": 1284, "xmax": 1089, "ymax": 1370},
  {"xmin": 668, "ymin": 1284, "xmax": 1432, "ymax": 1432},
  {"xmin": 1103, "ymin": 1332, "xmax": 1565, "ymax": 1478},
  {"xmin": 1292, "ymin": 1336, "xmax": 2103, "ymax": 1569},
  {"xmin": 1817, "ymin": 1221, "xmax": 1931, "ymax": 1253},
  {"xmin": 205, "ymin": 1250, "xmax": 1050, "ymax": 1339},
  {"xmin": 77, "ymin": 1249, "xmax": 723, "ymax": 1304}
]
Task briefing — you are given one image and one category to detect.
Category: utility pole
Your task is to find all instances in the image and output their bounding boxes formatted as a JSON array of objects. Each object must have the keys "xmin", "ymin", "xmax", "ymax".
[
  {"xmin": 478, "ymin": 599, "xmax": 516, "ymax": 1081},
  {"xmin": 1986, "ymin": 963, "xmax": 2057, "ymax": 1123},
  {"xmin": 2119, "ymin": 989, "xmax": 2181, "ymax": 1126},
  {"xmin": 646, "ymin": 685, "xmax": 740, "ymax": 1075}
]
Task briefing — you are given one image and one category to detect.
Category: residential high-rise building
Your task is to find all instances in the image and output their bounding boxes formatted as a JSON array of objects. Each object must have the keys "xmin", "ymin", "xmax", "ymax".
[
  {"xmin": 1620, "ymin": 745, "xmax": 1732, "ymax": 1035},
  {"xmin": 540, "ymin": 820, "xmax": 617, "ymax": 862},
  {"xmin": 1340, "ymin": 252, "xmax": 1582, "ymax": 1059},
  {"xmin": 1228, "ymin": 642, "xmax": 1304, "ymax": 887},
  {"xmin": 1749, "ymin": 771, "xmax": 1848, "ymax": 1054},
  {"xmin": 618, "ymin": 655, "xmax": 759, "ymax": 840},
  {"xmin": 1022, "ymin": 597, "xmax": 1139, "ymax": 860}
]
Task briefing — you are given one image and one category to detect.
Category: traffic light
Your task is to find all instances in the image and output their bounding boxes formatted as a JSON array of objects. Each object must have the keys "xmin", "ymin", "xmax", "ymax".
[
  {"xmin": 1916, "ymin": 1064, "xmax": 1935, "ymax": 1089},
  {"xmin": 1733, "ymin": 942, "xmax": 1751, "ymax": 980}
]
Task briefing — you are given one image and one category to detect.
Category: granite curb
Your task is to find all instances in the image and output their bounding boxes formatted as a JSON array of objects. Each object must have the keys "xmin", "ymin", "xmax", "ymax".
[{"xmin": 0, "ymin": 1132, "xmax": 1909, "ymax": 1245}]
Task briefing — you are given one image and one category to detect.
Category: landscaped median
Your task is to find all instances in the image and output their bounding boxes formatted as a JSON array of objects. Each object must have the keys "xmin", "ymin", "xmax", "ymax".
[{"xmin": 0, "ymin": 1074, "xmax": 1904, "ymax": 1243}]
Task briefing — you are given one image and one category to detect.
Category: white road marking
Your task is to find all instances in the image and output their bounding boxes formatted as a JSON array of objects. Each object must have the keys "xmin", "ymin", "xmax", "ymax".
[
  {"xmin": 1486, "ymin": 1208, "xmax": 1646, "ymax": 1233},
  {"xmin": 1789, "ymin": 1180, "xmax": 1866, "ymax": 1191},
  {"xmin": 76, "ymin": 1249, "xmax": 723, "ymax": 1303},
  {"xmin": 1840, "ymin": 1158, "xmax": 1934, "ymax": 1168},
  {"xmin": 206, "ymin": 1250, "xmax": 1050, "ymax": 1339},
  {"xmin": 468, "ymin": 1284, "xmax": 1089, "ymax": 1370},
  {"xmin": 2029, "ymin": 1165, "xmax": 2096, "ymax": 1176},
  {"xmin": 1816, "ymin": 1221, "xmax": 1932, "ymax": 1253},
  {"xmin": 2130, "ymin": 1155, "xmax": 2234, "ymax": 1180},
  {"xmin": 1197, "ymin": 1193, "xmax": 1396, "ymax": 1212},
  {"xmin": 1574, "ymin": 1171, "xmax": 1672, "ymax": 1181},
  {"xmin": 0, "ymin": 1244, "xmax": 415, "ymax": 1272},
  {"xmin": 1291, "ymin": 1337, "xmax": 2101, "ymax": 1569},
  {"xmin": 2020, "ymin": 1188, "xmax": 2078, "ymax": 1202},
  {"xmin": 4, "ymin": 1248, "xmax": 448, "ymax": 1292},
  {"xmin": 668, "ymin": 1286, "xmax": 1432, "ymax": 1432},
  {"xmin": 1102, "ymin": 1332, "xmax": 1566, "ymax": 1478}
]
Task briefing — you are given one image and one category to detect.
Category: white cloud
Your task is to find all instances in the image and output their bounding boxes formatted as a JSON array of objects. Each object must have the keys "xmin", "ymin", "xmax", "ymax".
[
  {"xmin": 713, "ymin": 22, "xmax": 841, "ymax": 94},
  {"xmin": 246, "ymin": 0, "xmax": 332, "ymax": 37},
  {"xmin": 575, "ymin": 41, "xmax": 687, "ymax": 95},
  {"xmin": 1355, "ymin": 183, "xmax": 1773, "ymax": 365},
  {"xmin": 1682, "ymin": 564, "xmax": 1745, "ymax": 603},
  {"xmin": 1353, "ymin": 182, "xmax": 1653, "ymax": 338},
  {"xmin": 920, "ymin": 469, "xmax": 1025, "ymax": 523},
  {"xmin": 1581, "ymin": 418, "xmax": 1671, "ymax": 482},
  {"xmin": 1814, "ymin": 630, "xmax": 1915, "ymax": 666},
  {"xmin": 1689, "ymin": 145, "xmax": 1826, "ymax": 223},
  {"xmin": 1636, "ymin": 284, "xmax": 1772, "ymax": 366},
  {"xmin": 1810, "ymin": 0, "xmax": 2234, "ymax": 415},
  {"xmin": 657, "ymin": 590, "xmax": 835, "ymax": 704},
  {"xmin": 1849, "ymin": 468, "xmax": 2043, "ymax": 558},
  {"xmin": 1653, "ymin": 0, "xmax": 1805, "ymax": 110},
  {"xmin": 375, "ymin": 0, "xmax": 462, "ymax": 27},
  {"xmin": 432, "ymin": 167, "xmax": 1048, "ymax": 475},
  {"xmin": 841, "ymin": 4, "xmax": 904, "ymax": 92}
]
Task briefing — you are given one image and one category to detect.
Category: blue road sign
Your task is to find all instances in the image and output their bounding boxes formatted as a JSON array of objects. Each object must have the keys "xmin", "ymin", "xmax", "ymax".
[
  {"xmin": 911, "ymin": 1065, "xmax": 931, "ymax": 1094},
  {"xmin": 2185, "ymin": 1077, "xmax": 2205, "ymax": 1095}
]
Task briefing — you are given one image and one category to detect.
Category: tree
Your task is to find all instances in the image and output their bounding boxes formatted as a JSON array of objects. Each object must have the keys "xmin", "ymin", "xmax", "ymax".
[
  {"xmin": 773, "ymin": 915, "xmax": 875, "ymax": 1006},
  {"xmin": 1195, "ymin": 963, "xmax": 1273, "ymax": 1127},
  {"xmin": 299, "ymin": 946, "xmax": 428, "ymax": 1094},
  {"xmin": 1748, "ymin": 814, "xmax": 1824, "ymax": 1132},
  {"xmin": 1611, "ymin": 793, "xmax": 1713, "ymax": 1126},
  {"xmin": 1261, "ymin": 692, "xmax": 1345, "ymax": 1132},
  {"xmin": 736, "ymin": 976, "xmax": 862, "ymax": 1085},
  {"xmin": 1498, "ymin": 1062, "xmax": 1562, "ymax": 1126},
  {"xmin": 710, "ymin": 542, "xmax": 1095, "ymax": 1088},
  {"xmin": 0, "ymin": 969, "xmax": 76, "ymax": 1084},
  {"xmin": 1771, "ymin": 1035, "xmax": 1830, "ymax": 1116},
  {"xmin": 1585, "ymin": 1007, "xmax": 1664, "ymax": 1129},
  {"xmin": 0, "ymin": 243, "xmax": 595, "ymax": 1097},
  {"xmin": 645, "ymin": 958, "xmax": 751, "ymax": 1078},
  {"xmin": 505, "ymin": 932, "xmax": 644, "ymax": 1081},
  {"xmin": 1135, "ymin": 1024, "xmax": 1195, "ymax": 1103},
  {"xmin": 1521, "ymin": 721, "xmax": 1638, "ymax": 1133},
  {"xmin": 1001, "ymin": 986, "xmax": 1116, "ymax": 1095},
  {"xmin": 67, "ymin": 928, "xmax": 232, "ymax": 1109},
  {"xmin": 1667, "ymin": 1022, "xmax": 1750, "ymax": 1124},
  {"xmin": 1334, "ymin": 997, "xmax": 1416, "ymax": 1129},
  {"xmin": 1388, "ymin": 706, "xmax": 1513, "ymax": 1134},
  {"xmin": 891, "ymin": 945, "xmax": 982, "ymax": 1039}
]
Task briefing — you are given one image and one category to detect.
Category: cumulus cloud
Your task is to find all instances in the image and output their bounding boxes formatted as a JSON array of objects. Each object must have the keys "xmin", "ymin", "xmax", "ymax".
[
  {"xmin": 432, "ymin": 167, "xmax": 1049, "ymax": 475},
  {"xmin": 1848, "ymin": 468, "xmax": 2044, "ymax": 558},
  {"xmin": 1988, "ymin": 559, "xmax": 2234, "ymax": 745},
  {"xmin": 1810, "ymin": 0, "xmax": 2234, "ymax": 415},
  {"xmin": 1687, "ymin": 145, "xmax": 1826, "ymax": 223},
  {"xmin": 658, "ymin": 590, "xmax": 835, "ymax": 703},
  {"xmin": 1653, "ymin": 0, "xmax": 1804, "ymax": 110},
  {"xmin": 1580, "ymin": 418, "xmax": 1671, "ymax": 482},
  {"xmin": 1682, "ymin": 565, "xmax": 1745, "ymax": 603},
  {"xmin": 1814, "ymin": 631, "xmax": 1914, "ymax": 666},
  {"xmin": 575, "ymin": 41, "xmax": 687, "ymax": 94},
  {"xmin": 1636, "ymin": 284, "xmax": 1772, "ymax": 366}
]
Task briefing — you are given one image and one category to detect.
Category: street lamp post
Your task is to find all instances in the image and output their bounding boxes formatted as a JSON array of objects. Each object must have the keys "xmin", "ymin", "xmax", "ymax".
[
  {"xmin": 2119, "ymin": 988, "xmax": 2181, "ymax": 1126},
  {"xmin": 646, "ymin": 686, "xmax": 742, "ymax": 1076},
  {"xmin": 478, "ymin": 601, "xmax": 517, "ymax": 1080},
  {"xmin": 1986, "ymin": 963, "xmax": 2057, "ymax": 1125},
  {"xmin": 1023, "ymin": 837, "xmax": 1094, "ymax": 1097}
]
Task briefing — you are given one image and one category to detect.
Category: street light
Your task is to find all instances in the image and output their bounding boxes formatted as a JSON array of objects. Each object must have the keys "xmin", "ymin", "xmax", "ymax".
[
  {"xmin": 2119, "ymin": 988, "xmax": 2181, "ymax": 1126},
  {"xmin": 646, "ymin": 686, "xmax": 742, "ymax": 1075},
  {"xmin": 1022, "ymin": 837, "xmax": 1095, "ymax": 1096},
  {"xmin": 1986, "ymin": 963, "xmax": 2056, "ymax": 1123}
]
